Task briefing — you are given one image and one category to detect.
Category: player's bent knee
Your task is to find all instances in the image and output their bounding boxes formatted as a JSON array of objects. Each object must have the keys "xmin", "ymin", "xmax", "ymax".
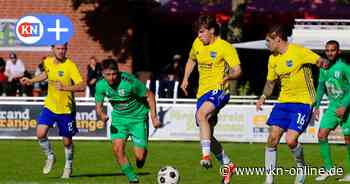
[
  {"xmin": 196, "ymin": 111, "xmax": 205, "ymax": 122},
  {"xmin": 115, "ymin": 149, "xmax": 125, "ymax": 157},
  {"xmin": 135, "ymin": 153, "xmax": 146, "ymax": 161},
  {"xmin": 63, "ymin": 138, "xmax": 73, "ymax": 147},
  {"xmin": 36, "ymin": 134, "xmax": 46, "ymax": 140},
  {"xmin": 134, "ymin": 148, "xmax": 147, "ymax": 159},
  {"xmin": 113, "ymin": 145, "xmax": 122, "ymax": 153},
  {"xmin": 267, "ymin": 135, "xmax": 279, "ymax": 147},
  {"xmin": 285, "ymin": 137, "xmax": 298, "ymax": 148},
  {"xmin": 112, "ymin": 145, "xmax": 124, "ymax": 156},
  {"xmin": 36, "ymin": 125, "xmax": 49, "ymax": 139},
  {"xmin": 36, "ymin": 131, "xmax": 47, "ymax": 139}
]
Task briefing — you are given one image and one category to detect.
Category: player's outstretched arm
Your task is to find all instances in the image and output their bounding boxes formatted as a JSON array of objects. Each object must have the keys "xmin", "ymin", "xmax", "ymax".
[
  {"xmin": 313, "ymin": 81, "xmax": 326, "ymax": 121},
  {"xmin": 256, "ymin": 80, "xmax": 276, "ymax": 111},
  {"xmin": 316, "ymin": 57, "xmax": 330, "ymax": 69},
  {"xmin": 20, "ymin": 72, "xmax": 47, "ymax": 85},
  {"xmin": 146, "ymin": 90, "xmax": 161, "ymax": 128},
  {"xmin": 95, "ymin": 81, "xmax": 107, "ymax": 122},
  {"xmin": 180, "ymin": 59, "xmax": 196, "ymax": 96}
]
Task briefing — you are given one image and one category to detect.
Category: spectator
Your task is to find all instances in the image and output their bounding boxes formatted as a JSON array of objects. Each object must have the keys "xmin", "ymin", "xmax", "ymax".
[
  {"xmin": 33, "ymin": 57, "xmax": 48, "ymax": 97},
  {"xmin": 159, "ymin": 54, "xmax": 184, "ymax": 98},
  {"xmin": 4, "ymin": 52, "xmax": 25, "ymax": 96},
  {"xmin": 87, "ymin": 56, "xmax": 102, "ymax": 97},
  {"xmin": 0, "ymin": 57, "xmax": 7, "ymax": 96},
  {"xmin": 166, "ymin": 54, "xmax": 183, "ymax": 82}
]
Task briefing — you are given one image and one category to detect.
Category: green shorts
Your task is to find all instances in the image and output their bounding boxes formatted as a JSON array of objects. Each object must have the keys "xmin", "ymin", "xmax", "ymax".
[
  {"xmin": 320, "ymin": 108, "xmax": 350, "ymax": 136},
  {"xmin": 110, "ymin": 117, "xmax": 149, "ymax": 148}
]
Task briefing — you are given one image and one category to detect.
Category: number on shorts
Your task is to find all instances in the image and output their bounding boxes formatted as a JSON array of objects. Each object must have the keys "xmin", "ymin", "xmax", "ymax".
[
  {"xmin": 67, "ymin": 121, "xmax": 74, "ymax": 132},
  {"xmin": 296, "ymin": 113, "xmax": 306, "ymax": 129}
]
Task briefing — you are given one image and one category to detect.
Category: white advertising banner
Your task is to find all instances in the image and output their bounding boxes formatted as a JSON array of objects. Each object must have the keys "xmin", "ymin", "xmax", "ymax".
[
  {"xmin": 149, "ymin": 104, "xmax": 339, "ymax": 143},
  {"xmin": 0, "ymin": 99, "xmax": 343, "ymax": 143}
]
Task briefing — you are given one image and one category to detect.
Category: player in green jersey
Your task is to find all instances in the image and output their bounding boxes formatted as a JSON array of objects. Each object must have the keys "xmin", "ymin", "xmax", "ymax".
[
  {"xmin": 95, "ymin": 59, "xmax": 161, "ymax": 183},
  {"xmin": 314, "ymin": 40, "xmax": 350, "ymax": 181}
]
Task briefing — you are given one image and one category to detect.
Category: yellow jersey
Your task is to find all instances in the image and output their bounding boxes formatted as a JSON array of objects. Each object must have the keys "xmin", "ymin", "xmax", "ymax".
[
  {"xmin": 43, "ymin": 57, "xmax": 83, "ymax": 114},
  {"xmin": 267, "ymin": 44, "xmax": 320, "ymax": 104},
  {"xmin": 189, "ymin": 37, "xmax": 240, "ymax": 98}
]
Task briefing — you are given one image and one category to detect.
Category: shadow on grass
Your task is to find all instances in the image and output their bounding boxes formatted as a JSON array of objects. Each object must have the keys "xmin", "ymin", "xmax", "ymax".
[{"xmin": 63, "ymin": 172, "xmax": 152, "ymax": 178}]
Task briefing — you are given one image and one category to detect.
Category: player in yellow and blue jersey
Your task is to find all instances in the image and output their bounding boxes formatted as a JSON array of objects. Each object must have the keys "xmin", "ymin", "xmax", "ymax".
[
  {"xmin": 255, "ymin": 25, "xmax": 329, "ymax": 184},
  {"xmin": 180, "ymin": 15, "xmax": 241, "ymax": 184},
  {"xmin": 21, "ymin": 43, "xmax": 84, "ymax": 179}
]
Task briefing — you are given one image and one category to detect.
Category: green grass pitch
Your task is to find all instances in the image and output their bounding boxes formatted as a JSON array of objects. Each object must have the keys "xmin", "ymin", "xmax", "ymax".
[{"xmin": 0, "ymin": 140, "xmax": 348, "ymax": 184}]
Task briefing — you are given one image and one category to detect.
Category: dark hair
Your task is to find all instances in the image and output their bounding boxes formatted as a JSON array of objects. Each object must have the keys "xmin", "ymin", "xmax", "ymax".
[
  {"xmin": 267, "ymin": 25, "xmax": 288, "ymax": 41},
  {"xmin": 195, "ymin": 15, "xmax": 220, "ymax": 36},
  {"xmin": 326, "ymin": 40, "xmax": 340, "ymax": 50},
  {"xmin": 101, "ymin": 59, "xmax": 118, "ymax": 71}
]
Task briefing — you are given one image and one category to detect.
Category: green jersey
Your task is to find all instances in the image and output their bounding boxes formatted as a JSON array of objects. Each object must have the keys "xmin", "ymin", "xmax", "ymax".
[
  {"xmin": 315, "ymin": 58, "xmax": 350, "ymax": 109},
  {"xmin": 95, "ymin": 72, "xmax": 149, "ymax": 120}
]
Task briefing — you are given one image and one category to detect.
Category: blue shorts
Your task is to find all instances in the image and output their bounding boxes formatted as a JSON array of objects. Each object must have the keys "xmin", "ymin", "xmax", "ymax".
[
  {"xmin": 267, "ymin": 103, "xmax": 313, "ymax": 133},
  {"xmin": 37, "ymin": 108, "xmax": 78, "ymax": 137},
  {"xmin": 196, "ymin": 90, "xmax": 230, "ymax": 126}
]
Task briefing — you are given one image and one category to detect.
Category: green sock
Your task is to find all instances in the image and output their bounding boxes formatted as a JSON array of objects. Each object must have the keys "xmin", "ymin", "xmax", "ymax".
[
  {"xmin": 320, "ymin": 140, "xmax": 333, "ymax": 170},
  {"xmin": 121, "ymin": 163, "xmax": 138, "ymax": 181}
]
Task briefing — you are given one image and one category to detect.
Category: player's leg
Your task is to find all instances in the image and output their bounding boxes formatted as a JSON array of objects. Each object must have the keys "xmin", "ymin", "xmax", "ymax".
[
  {"xmin": 196, "ymin": 90, "xmax": 230, "ymax": 169},
  {"xmin": 314, "ymin": 128, "xmax": 333, "ymax": 181},
  {"xmin": 285, "ymin": 129, "xmax": 304, "ymax": 164},
  {"xmin": 110, "ymin": 122, "xmax": 139, "ymax": 183},
  {"xmin": 264, "ymin": 103, "xmax": 289, "ymax": 184},
  {"xmin": 130, "ymin": 118, "xmax": 149, "ymax": 169},
  {"xmin": 134, "ymin": 148, "xmax": 147, "ymax": 168},
  {"xmin": 56, "ymin": 113, "xmax": 78, "ymax": 179},
  {"xmin": 61, "ymin": 137, "xmax": 74, "ymax": 178},
  {"xmin": 285, "ymin": 130, "xmax": 305, "ymax": 184},
  {"xmin": 264, "ymin": 126, "xmax": 284, "ymax": 184},
  {"xmin": 285, "ymin": 103, "xmax": 313, "ymax": 184},
  {"xmin": 196, "ymin": 101, "xmax": 216, "ymax": 168},
  {"xmin": 36, "ymin": 108, "xmax": 56, "ymax": 174},
  {"xmin": 113, "ymin": 139, "xmax": 139, "ymax": 183},
  {"xmin": 210, "ymin": 115, "xmax": 231, "ymax": 166},
  {"xmin": 315, "ymin": 108, "xmax": 338, "ymax": 181},
  {"xmin": 209, "ymin": 115, "xmax": 236, "ymax": 184}
]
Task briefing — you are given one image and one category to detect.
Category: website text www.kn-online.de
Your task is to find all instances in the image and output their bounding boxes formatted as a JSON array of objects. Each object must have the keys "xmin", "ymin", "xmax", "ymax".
[{"xmin": 220, "ymin": 165, "xmax": 344, "ymax": 176}]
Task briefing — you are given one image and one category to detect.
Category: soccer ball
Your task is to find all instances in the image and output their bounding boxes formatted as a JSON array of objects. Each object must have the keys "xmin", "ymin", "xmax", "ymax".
[{"xmin": 157, "ymin": 166, "xmax": 180, "ymax": 184}]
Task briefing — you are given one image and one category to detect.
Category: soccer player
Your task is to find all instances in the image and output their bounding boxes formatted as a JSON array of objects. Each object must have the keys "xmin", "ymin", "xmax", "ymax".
[
  {"xmin": 20, "ymin": 43, "xmax": 84, "ymax": 178},
  {"xmin": 95, "ymin": 59, "xmax": 160, "ymax": 183},
  {"xmin": 314, "ymin": 40, "xmax": 350, "ymax": 181},
  {"xmin": 255, "ymin": 25, "xmax": 329, "ymax": 184},
  {"xmin": 180, "ymin": 15, "xmax": 241, "ymax": 184}
]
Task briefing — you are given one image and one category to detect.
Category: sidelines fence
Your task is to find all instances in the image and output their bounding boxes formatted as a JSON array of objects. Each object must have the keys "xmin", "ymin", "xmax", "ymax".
[{"xmin": 0, "ymin": 96, "xmax": 339, "ymax": 143}]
